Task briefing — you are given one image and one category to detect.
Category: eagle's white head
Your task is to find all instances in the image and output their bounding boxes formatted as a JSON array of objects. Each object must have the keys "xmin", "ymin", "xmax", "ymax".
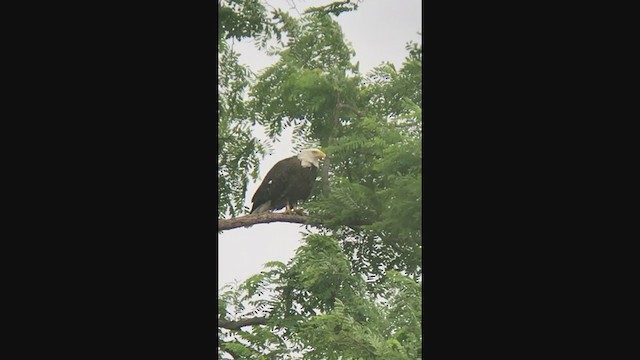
[{"xmin": 297, "ymin": 148, "xmax": 327, "ymax": 168}]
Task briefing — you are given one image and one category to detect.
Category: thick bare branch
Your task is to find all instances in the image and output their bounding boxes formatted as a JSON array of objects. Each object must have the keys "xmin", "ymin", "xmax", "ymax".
[
  {"xmin": 218, "ymin": 212, "xmax": 311, "ymax": 231},
  {"xmin": 218, "ymin": 316, "xmax": 268, "ymax": 330},
  {"xmin": 218, "ymin": 212, "xmax": 373, "ymax": 232}
]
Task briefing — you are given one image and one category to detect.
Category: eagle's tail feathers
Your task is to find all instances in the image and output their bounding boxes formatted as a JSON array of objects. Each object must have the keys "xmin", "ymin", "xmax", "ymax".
[{"xmin": 251, "ymin": 201, "xmax": 271, "ymax": 214}]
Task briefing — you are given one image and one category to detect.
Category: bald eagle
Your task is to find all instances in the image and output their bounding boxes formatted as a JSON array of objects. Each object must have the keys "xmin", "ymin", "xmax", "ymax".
[{"xmin": 250, "ymin": 148, "xmax": 327, "ymax": 214}]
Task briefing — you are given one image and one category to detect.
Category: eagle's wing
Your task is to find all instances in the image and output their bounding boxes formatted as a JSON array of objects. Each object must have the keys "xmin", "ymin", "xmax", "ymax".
[{"xmin": 251, "ymin": 157, "xmax": 296, "ymax": 213}]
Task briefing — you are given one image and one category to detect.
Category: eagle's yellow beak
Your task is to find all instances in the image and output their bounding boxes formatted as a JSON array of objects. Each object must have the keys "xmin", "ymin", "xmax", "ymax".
[{"xmin": 317, "ymin": 150, "xmax": 327, "ymax": 159}]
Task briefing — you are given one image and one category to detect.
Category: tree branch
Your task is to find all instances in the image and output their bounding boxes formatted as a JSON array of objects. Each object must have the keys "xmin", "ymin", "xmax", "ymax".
[
  {"xmin": 218, "ymin": 212, "xmax": 374, "ymax": 232},
  {"xmin": 337, "ymin": 103, "xmax": 365, "ymax": 117},
  {"xmin": 218, "ymin": 316, "xmax": 268, "ymax": 330},
  {"xmin": 218, "ymin": 212, "xmax": 311, "ymax": 231}
]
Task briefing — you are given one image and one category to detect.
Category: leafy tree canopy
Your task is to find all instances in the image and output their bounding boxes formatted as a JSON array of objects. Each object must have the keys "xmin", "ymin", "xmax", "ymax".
[{"xmin": 218, "ymin": 1, "xmax": 421, "ymax": 358}]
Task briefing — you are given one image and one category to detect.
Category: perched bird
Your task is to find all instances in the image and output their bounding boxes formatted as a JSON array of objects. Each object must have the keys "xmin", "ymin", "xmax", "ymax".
[{"xmin": 250, "ymin": 148, "xmax": 327, "ymax": 214}]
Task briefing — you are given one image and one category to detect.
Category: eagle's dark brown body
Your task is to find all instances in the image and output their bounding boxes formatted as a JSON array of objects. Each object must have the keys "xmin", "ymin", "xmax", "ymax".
[{"xmin": 250, "ymin": 156, "xmax": 318, "ymax": 214}]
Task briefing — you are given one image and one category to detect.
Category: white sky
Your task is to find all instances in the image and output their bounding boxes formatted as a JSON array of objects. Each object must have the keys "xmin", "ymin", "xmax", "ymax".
[{"xmin": 218, "ymin": 0, "xmax": 421, "ymax": 290}]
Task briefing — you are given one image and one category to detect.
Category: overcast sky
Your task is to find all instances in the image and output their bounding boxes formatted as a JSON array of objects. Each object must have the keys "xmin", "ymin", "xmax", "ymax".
[{"xmin": 218, "ymin": 0, "xmax": 421, "ymax": 290}]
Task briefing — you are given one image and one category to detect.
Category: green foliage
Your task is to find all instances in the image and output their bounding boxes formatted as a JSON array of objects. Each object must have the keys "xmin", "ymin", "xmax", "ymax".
[
  {"xmin": 218, "ymin": 1, "xmax": 422, "ymax": 358},
  {"xmin": 218, "ymin": 0, "xmax": 275, "ymax": 218},
  {"xmin": 219, "ymin": 237, "xmax": 422, "ymax": 359},
  {"xmin": 362, "ymin": 41, "xmax": 422, "ymax": 120},
  {"xmin": 280, "ymin": 234, "xmax": 357, "ymax": 315},
  {"xmin": 307, "ymin": 83, "xmax": 423, "ymax": 279},
  {"xmin": 220, "ymin": 340, "xmax": 260, "ymax": 358},
  {"xmin": 218, "ymin": 41, "xmax": 264, "ymax": 218},
  {"xmin": 218, "ymin": 0, "xmax": 269, "ymax": 42},
  {"xmin": 304, "ymin": 0, "xmax": 363, "ymax": 16},
  {"xmin": 248, "ymin": 12, "xmax": 359, "ymax": 145}
]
